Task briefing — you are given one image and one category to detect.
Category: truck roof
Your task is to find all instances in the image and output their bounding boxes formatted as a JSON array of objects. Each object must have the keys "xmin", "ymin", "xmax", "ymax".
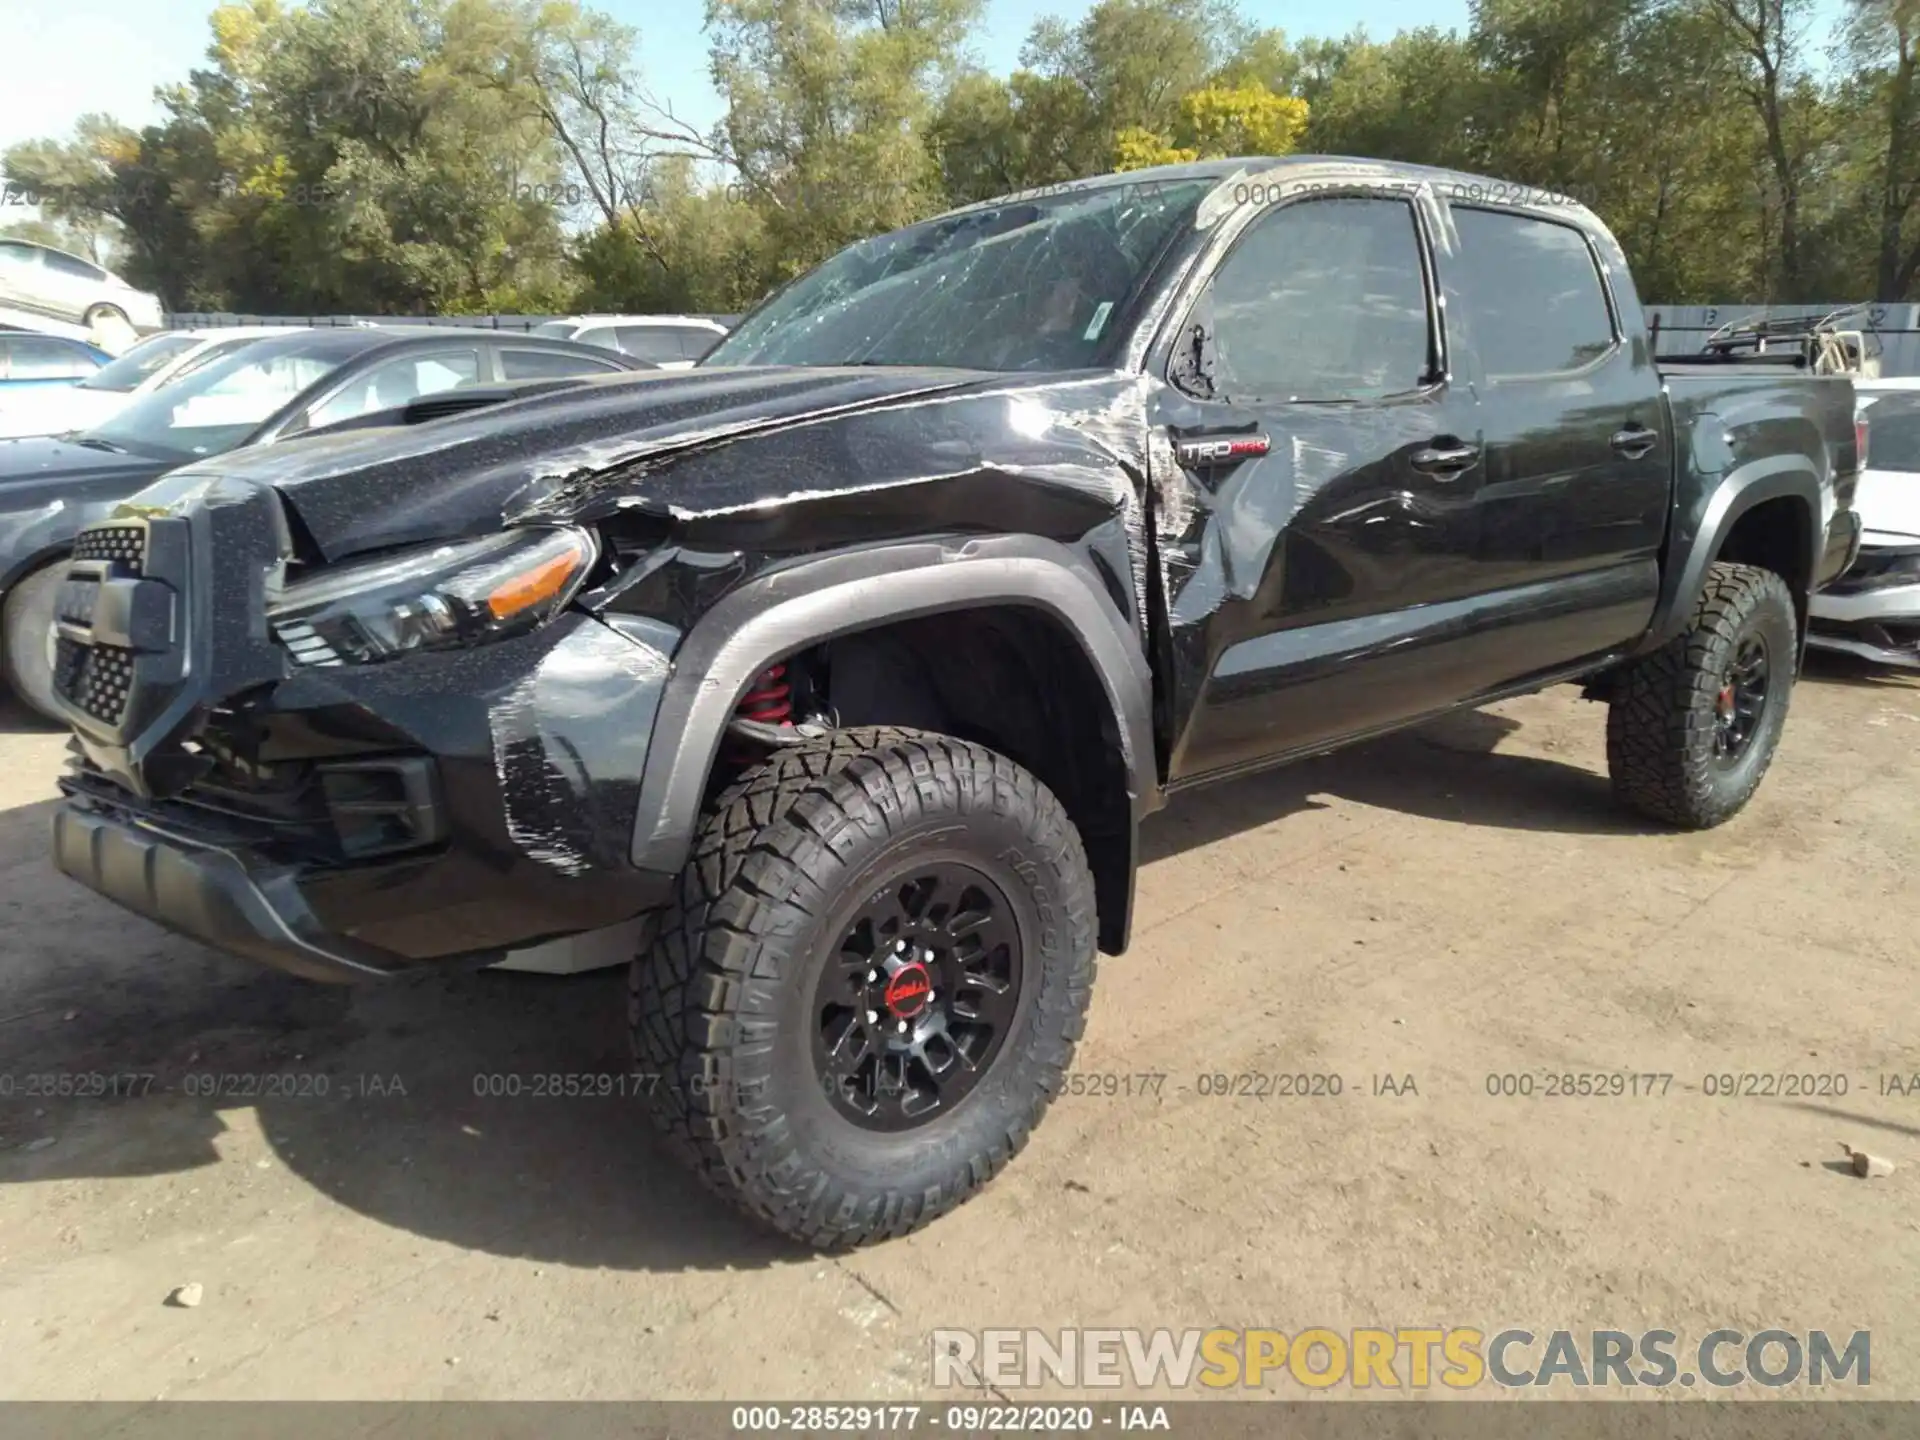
[{"xmin": 934, "ymin": 154, "xmax": 1605, "ymax": 230}]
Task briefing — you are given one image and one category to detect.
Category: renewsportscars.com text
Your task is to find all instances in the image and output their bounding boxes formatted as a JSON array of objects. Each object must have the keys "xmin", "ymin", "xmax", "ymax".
[{"xmin": 931, "ymin": 1327, "xmax": 1870, "ymax": 1391}]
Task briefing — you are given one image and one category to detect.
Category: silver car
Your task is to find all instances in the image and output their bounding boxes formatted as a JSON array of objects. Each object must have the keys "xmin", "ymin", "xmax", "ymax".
[{"xmin": 0, "ymin": 240, "xmax": 164, "ymax": 353}]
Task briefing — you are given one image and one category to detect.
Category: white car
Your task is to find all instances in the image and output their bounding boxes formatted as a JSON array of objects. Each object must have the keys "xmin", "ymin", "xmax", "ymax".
[
  {"xmin": 1809, "ymin": 376, "xmax": 1920, "ymax": 667},
  {"xmin": 0, "ymin": 239, "xmax": 165, "ymax": 352},
  {"xmin": 0, "ymin": 326, "xmax": 303, "ymax": 440},
  {"xmin": 530, "ymin": 314, "xmax": 727, "ymax": 369}
]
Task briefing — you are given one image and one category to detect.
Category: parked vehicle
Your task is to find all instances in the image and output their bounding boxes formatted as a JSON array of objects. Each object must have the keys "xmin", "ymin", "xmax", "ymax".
[
  {"xmin": 1809, "ymin": 376, "xmax": 1920, "ymax": 667},
  {"xmin": 0, "ymin": 333, "xmax": 112, "ymax": 390},
  {"xmin": 0, "ymin": 326, "xmax": 646, "ymax": 716},
  {"xmin": 531, "ymin": 314, "xmax": 728, "ymax": 368},
  {"xmin": 0, "ymin": 240, "xmax": 164, "ymax": 352},
  {"xmin": 47, "ymin": 158, "xmax": 1859, "ymax": 1248},
  {"xmin": 0, "ymin": 327, "xmax": 305, "ymax": 440}
]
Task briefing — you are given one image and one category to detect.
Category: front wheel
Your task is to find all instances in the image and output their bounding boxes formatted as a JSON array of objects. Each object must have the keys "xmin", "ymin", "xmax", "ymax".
[
  {"xmin": 1606, "ymin": 562, "xmax": 1798, "ymax": 828},
  {"xmin": 3, "ymin": 562, "xmax": 67, "ymax": 722},
  {"xmin": 631, "ymin": 727, "xmax": 1098, "ymax": 1248}
]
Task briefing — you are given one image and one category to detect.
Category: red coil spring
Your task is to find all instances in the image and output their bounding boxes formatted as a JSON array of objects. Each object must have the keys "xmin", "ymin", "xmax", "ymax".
[{"xmin": 737, "ymin": 663, "xmax": 793, "ymax": 726}]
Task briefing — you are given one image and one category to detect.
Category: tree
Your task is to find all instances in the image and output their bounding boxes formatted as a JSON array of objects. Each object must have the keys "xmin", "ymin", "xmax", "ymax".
[
  {"xmin": 703, "ymin": 0, "xmax": 981, "ymax": 280},
  {"xmin": 1702, "ymin": 0, "xmax": 1820, "ymax": 297},
  {"xmin": 1842, "ymin": 0, "xmax": 1920, "ymax": 298}
]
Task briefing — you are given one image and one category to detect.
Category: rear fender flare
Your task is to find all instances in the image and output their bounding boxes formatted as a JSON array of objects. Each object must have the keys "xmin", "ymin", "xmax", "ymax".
[{"xmin": 1639, "ymin": 456, "xmax": 1822, "ymax": 654}]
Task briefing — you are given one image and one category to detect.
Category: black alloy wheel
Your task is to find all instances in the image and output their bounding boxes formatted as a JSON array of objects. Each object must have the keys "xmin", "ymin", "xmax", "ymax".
[
  {"xmin": 812, "ymin": 861, "xmax": 1025, "ymax": 1131},
  {"xmin": 1712, "ymin": 634, "xmax": 1770, "ymax": 767},
  {"xmin": 630, "ymin": 727, "xmax": 1099, "ymax": 1247},
  {"xmin": 1606, "ymin": 561, "xmax": 1798, "ymax": 829}
]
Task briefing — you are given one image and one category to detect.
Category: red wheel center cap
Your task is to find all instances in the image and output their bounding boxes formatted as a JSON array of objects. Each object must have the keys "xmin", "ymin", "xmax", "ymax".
[{"xmin": 884, "ymin": 961, "xmax": 932, "ymax": 1019}]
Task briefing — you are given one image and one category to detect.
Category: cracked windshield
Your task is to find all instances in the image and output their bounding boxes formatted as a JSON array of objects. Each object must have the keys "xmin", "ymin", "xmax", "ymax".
[{"xmin": 707, "ymin": 179, "xmax": 1214, "ymax": 372}]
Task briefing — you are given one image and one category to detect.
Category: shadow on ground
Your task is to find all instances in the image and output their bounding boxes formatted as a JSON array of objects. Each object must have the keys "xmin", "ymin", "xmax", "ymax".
[
  {"xmin": 1141, "ymin": 701, "xmax": 1653, "ymax": 863},
  {"xmin": 0, "ymin": 697, "xmax": 1654, "ymax": 1274},
  {"xmin": 1800, "ymin": 649, "xmax": 1920, "ymax": 691},
  {"xmin": 0, "ymin": 694, "xmax": 62, "ymax": 736}
]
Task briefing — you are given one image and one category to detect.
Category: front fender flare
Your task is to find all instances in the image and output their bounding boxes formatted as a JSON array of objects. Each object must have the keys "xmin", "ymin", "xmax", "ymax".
[{"xmin": 626, "ymin": 533, "xmax": 1159, "ymax": 880}]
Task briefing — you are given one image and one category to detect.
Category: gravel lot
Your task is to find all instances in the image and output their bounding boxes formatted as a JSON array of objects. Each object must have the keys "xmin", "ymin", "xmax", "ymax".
[{"xmin": 2, "ymin": 657, "xmax": 1918, "ymax": 1402}]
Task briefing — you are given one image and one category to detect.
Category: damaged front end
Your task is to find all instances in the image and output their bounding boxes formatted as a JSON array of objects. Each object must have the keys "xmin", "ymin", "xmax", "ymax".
[
  {"xmin": 50, "ymin": 470, "xmax": 683, "ymax": 980},
  {"xmin": 47, "ymin": 367, "xmax": 1162, "ymax": 980}
]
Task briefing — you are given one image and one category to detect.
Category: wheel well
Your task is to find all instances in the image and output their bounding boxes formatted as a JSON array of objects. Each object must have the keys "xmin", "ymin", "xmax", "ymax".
[
  {"xmin": 1716, "ymin": 497, "xmax": 1811, "ymax": 631},
  {"xmin": 801, "ymin": 606, "xmax": 1134, "ymax": 955}
]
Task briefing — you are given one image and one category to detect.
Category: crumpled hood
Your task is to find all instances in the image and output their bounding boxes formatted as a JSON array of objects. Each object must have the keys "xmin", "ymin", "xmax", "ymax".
[{"xmin": 180, "ymin": 365, "xmax": 1098, "ymax": 561}]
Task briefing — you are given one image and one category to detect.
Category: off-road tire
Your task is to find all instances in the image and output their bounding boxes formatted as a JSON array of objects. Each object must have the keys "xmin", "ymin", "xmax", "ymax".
[
  {"xmin": 3, "ymin": 562, "xmax": 66, "ymax": 722},
  {"xmin": 631, "ymin": 727, "xmax": 1098, "ymax": 1248},
  {"xmin": 1606, "ymin": 562, "xmax": 1797, "ymax": 828}
]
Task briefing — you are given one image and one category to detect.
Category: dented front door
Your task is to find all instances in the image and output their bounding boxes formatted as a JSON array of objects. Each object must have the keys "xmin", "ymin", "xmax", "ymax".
[{"xmin": 1148, "ymin": 189, "xmax": 1502, "ymax": 784}]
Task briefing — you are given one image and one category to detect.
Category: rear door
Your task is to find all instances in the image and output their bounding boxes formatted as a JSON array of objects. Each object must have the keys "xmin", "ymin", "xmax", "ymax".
[
  {"xmin": 38, "ymin": 249, "xmax": 109, "ymax": 324},
  {"xmin": 1434, "ymin": 204, "xmax": 1669, "ymax": 656}
]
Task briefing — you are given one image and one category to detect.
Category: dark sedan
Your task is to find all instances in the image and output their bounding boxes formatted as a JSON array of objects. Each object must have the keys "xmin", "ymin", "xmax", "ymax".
[{"xmin": 0, "ymin": 326, "xmax": 648, "ymax": 716}]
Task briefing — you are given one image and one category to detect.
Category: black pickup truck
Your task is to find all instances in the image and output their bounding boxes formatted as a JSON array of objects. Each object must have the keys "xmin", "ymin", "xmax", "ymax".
[{"xmin": 47, "ymin": 158, "xmax": 1859, "ymax": 1248}]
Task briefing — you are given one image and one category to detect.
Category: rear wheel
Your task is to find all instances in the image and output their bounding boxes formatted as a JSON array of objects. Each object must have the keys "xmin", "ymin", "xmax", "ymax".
[
  {"xmin": 83, "ymin": 304, "xmax": 136, "ymax": 354},
  {"xmin": 3, "ymin": 562, "xmax": 66, "ymax": 722},
  {"xmin": 1606, "ymin": 562, "xmax": 1797, "ymax": 828},
  {"xmin": 631, "ymin": 727, "xmax": 1098, "ymax": 1248}
]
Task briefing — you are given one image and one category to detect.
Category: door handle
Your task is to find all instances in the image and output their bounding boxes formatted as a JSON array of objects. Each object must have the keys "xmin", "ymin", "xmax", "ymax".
[
  {"xmin": 1409, "ymin": 442, "xmax": 1481, "ymax": 476},
  {"xmin": 1611, "ymin": 425, "xmax": 1657, "ymax": 459}
]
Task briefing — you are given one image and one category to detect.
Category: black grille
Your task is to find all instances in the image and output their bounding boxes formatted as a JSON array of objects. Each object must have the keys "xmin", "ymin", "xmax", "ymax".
[
  {"xmin": 71, "ymin": 525, "xmax": 146, "ymax": 575},
  {"xmin": 54, "ymin": 636, "xmax": 136, "ymax": 724}
]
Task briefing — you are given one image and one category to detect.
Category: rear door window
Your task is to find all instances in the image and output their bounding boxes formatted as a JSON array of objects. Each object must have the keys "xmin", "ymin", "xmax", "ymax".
[
  {"xmin": 7, "ymin": 336, "xmax": 99, "ymax": 379},
  {"xmin": 1448, "ymin": 208, "xmax": 1616, "ymax": 378},
  {"xmin": 498, "ymin": 348, "xmax": 626, "ymax": 379},
  {"xmin": 304, "ymin": 349, "xmax": 483, "ymax": 430},
  {"xmin": 41, "ymin": 250, "xmax": 108, "ymax": 282}
]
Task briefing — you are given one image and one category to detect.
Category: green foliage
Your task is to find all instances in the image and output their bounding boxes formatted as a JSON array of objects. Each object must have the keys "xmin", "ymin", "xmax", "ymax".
[{"xmin": 12, "ymin": 0, "xmax": 1920, "ymax": 312}]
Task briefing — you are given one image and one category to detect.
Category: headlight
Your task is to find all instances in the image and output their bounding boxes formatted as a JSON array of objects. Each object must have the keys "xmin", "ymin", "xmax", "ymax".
[{"xmin": 268, "ymin": 526, "xmax": 597, "ymax": 666}]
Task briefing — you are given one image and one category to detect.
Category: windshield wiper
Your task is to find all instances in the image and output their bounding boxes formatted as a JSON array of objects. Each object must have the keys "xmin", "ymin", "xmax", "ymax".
[{"xmin": 69, "ymin": 436, "xmax": 129, "ymax": 453}]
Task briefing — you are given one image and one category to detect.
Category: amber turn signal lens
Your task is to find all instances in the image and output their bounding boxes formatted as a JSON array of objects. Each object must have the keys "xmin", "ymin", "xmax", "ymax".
[{"xmin": 488, "ymin": 547, "xmax": 585, "ymax": 619}]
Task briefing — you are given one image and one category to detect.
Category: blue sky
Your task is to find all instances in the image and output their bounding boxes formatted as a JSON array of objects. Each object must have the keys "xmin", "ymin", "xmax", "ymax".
[
  {"xmin": 0, "ymin": 0, "xmax": 1852, "ymax": 166},
  {"xmin": 0, "ymin": 0, "xmax": 1470, "ymax": 161}
]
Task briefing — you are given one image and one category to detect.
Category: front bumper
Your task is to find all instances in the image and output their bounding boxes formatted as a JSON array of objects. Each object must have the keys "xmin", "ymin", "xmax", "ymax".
[
  {"xmin": 53, "ymin": 802, "xmax": 430, "ymax": 982},
  {"xmin": 55, "ymin": 614, "xmax": 683, "ymax": 981},
  {"xmin": 49, "ymin": 491, "xmax": 683, "ymax": 981},
  {"xmin": 1809, "ymin": 534, "xmax": 1920, "ymax": 668}
]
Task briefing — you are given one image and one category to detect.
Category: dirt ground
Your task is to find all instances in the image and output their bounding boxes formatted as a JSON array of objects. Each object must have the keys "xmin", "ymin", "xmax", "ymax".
[{"xmin": 2, "ymin": 655, "xmax": 1918, "ymax": 1403}]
